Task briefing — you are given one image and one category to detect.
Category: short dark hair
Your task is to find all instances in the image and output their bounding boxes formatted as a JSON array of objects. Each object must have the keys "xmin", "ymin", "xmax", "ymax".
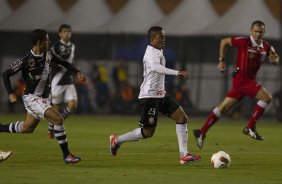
[
  {"xmin": 148, "ymin": 26, "xmax": 163, "ymax": 42},
  {"xmin": 59, "ymin": 24, "xmax": 72, "ymax": 32},
  {"xmin": 251, "ymin": 20, "xmax": 265, "ymax": 28},
  {"xmin": 31, "ymin": 29, "xmax": 47, "ymax": 46}
]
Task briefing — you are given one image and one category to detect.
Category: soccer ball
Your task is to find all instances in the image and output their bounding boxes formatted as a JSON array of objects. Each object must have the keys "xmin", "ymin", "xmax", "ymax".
[{"xmin": 211, "ymin": 151, "xmax": 231, "ymax": 169}]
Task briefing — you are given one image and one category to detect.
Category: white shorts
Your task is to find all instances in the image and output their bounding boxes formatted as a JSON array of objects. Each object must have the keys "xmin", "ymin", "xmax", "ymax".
[
  {"xmin": 22, "ymin": 94, "xmax": 52, "ymax": 120},
  {"xmin": 51, "ymin": 82, "xmax": 77, "ymax": 104}
]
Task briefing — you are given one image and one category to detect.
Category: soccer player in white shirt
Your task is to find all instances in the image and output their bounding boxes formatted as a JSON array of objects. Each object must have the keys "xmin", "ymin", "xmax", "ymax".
[{"xmin": 109, "ymin": 26, "xmax": 201, "ymax": 165}]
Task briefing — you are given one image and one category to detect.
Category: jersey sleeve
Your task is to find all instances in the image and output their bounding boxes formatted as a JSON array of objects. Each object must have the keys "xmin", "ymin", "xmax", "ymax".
[
  {"xmin": 148, "ymin": 50, "xmax": 178, "ymax": 76},
  {"xmin": 2, "ymin": 57, "xmax": 25, "ymax": 94},
  {"xmin": 231, "ymin": 37, "xmax": 247, "ymax": 47},
  {"xmin": 51, "ymin": 51, "xmax": 80, "ymax": 74}
]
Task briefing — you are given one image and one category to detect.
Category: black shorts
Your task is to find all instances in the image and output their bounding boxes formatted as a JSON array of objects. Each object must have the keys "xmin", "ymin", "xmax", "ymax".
[{"xmin": 139, "ymin": 95, "xmax": 180, "ymax": 128}]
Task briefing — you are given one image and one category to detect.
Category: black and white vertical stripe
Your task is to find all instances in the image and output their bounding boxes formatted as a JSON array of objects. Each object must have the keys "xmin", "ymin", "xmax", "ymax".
[{"xmin": 9, "ymin": 121, "xmax": 24, "ymax": 133}]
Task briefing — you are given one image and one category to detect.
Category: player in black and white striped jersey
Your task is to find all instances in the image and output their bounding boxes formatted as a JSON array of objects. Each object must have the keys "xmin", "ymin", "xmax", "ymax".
[
  {"xmin": 48, "ymin": 24, "xmax": 78, "ymax": 139},
  {"xmin": 0, "ymin": 29, "xmax": 86, "ymax": 164}
]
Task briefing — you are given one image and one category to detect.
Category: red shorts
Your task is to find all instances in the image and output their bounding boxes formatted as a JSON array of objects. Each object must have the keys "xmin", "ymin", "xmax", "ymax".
[{"xmin": 227, "ymin": 77, "xmax": 261, "ymax": 100}]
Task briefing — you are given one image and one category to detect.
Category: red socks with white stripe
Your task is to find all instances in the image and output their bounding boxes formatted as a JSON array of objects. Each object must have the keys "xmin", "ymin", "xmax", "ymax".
[
  {"xmin": 247, "ymin": 100, "xmax": 268, "ymax": 128},
  {"xmin": 200, "ymin": 107, "xmax": 221, "ymax": 135}
]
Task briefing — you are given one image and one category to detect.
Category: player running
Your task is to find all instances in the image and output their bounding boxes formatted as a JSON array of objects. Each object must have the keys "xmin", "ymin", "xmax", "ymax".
[
  {"xmin": 0, "ymin": 29, "xmax": 86, "ymax": 164},
  {"xmin": 193, "ymin": 20, "xmax": 280, "ymax": 149},
  {"xmin": 48, "ymin": 24, "xmax": 78, "ymax": 139},
  {"xmin": 109, "ymin": 26, "xmax": 201, "ymax": 165}
]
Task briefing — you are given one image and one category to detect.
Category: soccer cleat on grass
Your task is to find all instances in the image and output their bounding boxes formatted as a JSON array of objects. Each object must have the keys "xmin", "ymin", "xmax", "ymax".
[
  {"xmin": 109, "ymin": 134, "xmax": 120, "ymax": 156},
  {"xmin": 179, "ymin": 153, "xmax": 202, "ymax": 165},
  {"xmin": 193, "ymin": 129, "xmax": 206, "ymax": 149},
  {"xmin": 0, "ymin": 150, "xmax": 13, "ymax": 162},
  {"xmin": 243, "ymin": 127, "xmax": 263, "ymax": 140},
  {"xmin": 64, "ymin": 153, "xmax": 81, "ymax": 164},
  {"xmin": 47, "ymin": 131, "xmax": 54, "ymax": 139}
]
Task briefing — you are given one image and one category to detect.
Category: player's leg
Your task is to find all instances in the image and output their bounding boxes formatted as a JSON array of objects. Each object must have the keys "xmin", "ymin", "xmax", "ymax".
[
  {"xmin": 0, "ymin": 94, "xmax": 47, "ymax": 133},
  {"xmin": 61, "ymin": 85, "xmax": 77, "ymax": 119},
  {"xmin": 0, "ymin": 112, "xmax": 40, "ymax": 133},
  {"xmin": 109, "ymin": 98, "xmax": 160, "ymax": 156},
  {"xmin": 193, "ymin": 97, "xmax": 238, "ymax": 149},
  {"xmin": 202, "ymin": 97, "xmax": 238, "ymax": 135},
  {"xmin": 162, "ymin": 96, "xmax": 201, "ymax": 164},
  {"xmin": 48, "ymin": 85, "xmax": 77, "ymax": 139},
  {"xmin": 243, "ymin": 87, "xmax": 272, "ymax": 140},
  {"xmin": 48, "ymin": 103, "xmax": 61, "ymax": 139},
  {"xmin": 48, "ymin": 82, "xmax": 64, "ymax": 139},
  {"xmin": 44, "ymin": 107, "xmax": 81, "ymax": 164}
]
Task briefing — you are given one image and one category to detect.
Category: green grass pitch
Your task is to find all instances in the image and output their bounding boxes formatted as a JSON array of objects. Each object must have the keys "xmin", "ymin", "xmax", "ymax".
[{"xmin": 0, "ymin": 114, "xmax": 282, "ymax": 184}]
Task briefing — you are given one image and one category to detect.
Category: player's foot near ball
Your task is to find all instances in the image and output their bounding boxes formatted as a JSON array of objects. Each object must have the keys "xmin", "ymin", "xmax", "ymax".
[
  {"xmin": 193, "ymin": 129, "xmax": 206, "ymax": 149},
  {"xmin": 179, "ymin": 153, "xmax": 201, "ymax": 165}
]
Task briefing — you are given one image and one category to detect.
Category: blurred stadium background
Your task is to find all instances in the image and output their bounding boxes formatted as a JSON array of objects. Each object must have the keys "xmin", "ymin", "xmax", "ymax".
[{"xmin": 0, "ymin": 0, "xmax": 281, "ymax": 120}]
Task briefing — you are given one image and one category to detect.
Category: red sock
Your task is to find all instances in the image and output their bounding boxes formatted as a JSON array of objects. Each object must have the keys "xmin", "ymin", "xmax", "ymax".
[
  {"xmin": 247, "ymin": 104, "xmax": 265, "ymax": 128},
  {"xmin": 200, "ymin": 111, "xmax": 219, "ymax": 135}
]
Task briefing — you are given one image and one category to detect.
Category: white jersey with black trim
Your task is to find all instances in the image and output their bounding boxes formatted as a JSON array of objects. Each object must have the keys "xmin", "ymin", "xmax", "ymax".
[{"xmin": 138, "ymin": 45, "xmax": 179, "ymax": 99}]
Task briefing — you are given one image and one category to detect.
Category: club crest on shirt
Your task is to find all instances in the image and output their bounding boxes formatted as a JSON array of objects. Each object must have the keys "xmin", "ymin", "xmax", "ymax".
[
  {"xmin": 248, "ymin": 52, "xmax": 255, "ymax": 59},
  {"xmin": 28, "ymin": 59, "xmax": 35, "ymax": 67},
  {"xmin": 60, "ymin": 45, "xmax": 65, "ymax": 52}
]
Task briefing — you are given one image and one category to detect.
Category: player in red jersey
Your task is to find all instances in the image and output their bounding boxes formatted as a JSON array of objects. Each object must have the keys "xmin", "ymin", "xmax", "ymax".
[{"xmin": 193, "ymin": 20, "xmax": 280, "ymax": 149}]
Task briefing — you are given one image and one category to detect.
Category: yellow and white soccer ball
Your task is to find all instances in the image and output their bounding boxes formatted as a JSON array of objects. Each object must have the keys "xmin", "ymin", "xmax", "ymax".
[{"xmin": 211, "ymin": 151, "xmax": 231, "ymax": 169}]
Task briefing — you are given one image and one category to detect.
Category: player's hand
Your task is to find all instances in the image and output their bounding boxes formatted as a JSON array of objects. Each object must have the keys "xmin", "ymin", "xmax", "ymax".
[
  {"xmin": 77, "ymin": 72, "xmax": 87, "ymax": 83},
  {"xmin": 269, "ymin": 52, "xmax": 279, "ymax": 65},
  {"xmin": 9, "ymin": 93, "xmax": 17, "ymax": 103},
  {"xmin": 177, "ymin": 71, "xmax": 189, "ymax": 79},
  {"xmin": 217, "ymin": 61, "xmax": 225, "ymax": 73}
]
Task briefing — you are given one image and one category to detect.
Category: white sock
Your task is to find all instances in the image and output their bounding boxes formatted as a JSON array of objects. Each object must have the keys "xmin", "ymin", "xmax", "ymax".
[
  {"xmin": 176, "ymin": 123, "xmax": 188, "ymax": 158},
  {"xmin": 116, "ymin": 128, "xmax": 143, "ymax": 145}
]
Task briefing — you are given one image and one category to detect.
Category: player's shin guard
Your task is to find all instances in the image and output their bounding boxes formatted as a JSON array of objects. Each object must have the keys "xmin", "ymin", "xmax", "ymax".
[
  {"xmin": 116, "ymin": 128, "xmax": 144, "ymax": 144},
  {"xmin": 247, "ymin": 100, "xmax": 268, "ymax": 128},
  {"xmin": 200, "ymin": 107, "xmax": 221, "ymax": 135},
  {"xmin": 54, "ymin": 125, "xmax": 70, "ymax": 157},
  {"xmin": 176, "ymin": 123, "xmax": 188, "ymax": 158},
  {"xmin": 60, "ymin": 107, "xmax": 72, "ymax": 119},
  {"xmin": 0, "ymin": 121, "xmax": 24, "ymax": 133}
]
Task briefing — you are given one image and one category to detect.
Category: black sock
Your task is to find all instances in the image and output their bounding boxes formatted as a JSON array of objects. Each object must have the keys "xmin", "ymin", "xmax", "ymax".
[{"xmin": 60, "ymin": 107, "xmax": 72, "ymax": 119}]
